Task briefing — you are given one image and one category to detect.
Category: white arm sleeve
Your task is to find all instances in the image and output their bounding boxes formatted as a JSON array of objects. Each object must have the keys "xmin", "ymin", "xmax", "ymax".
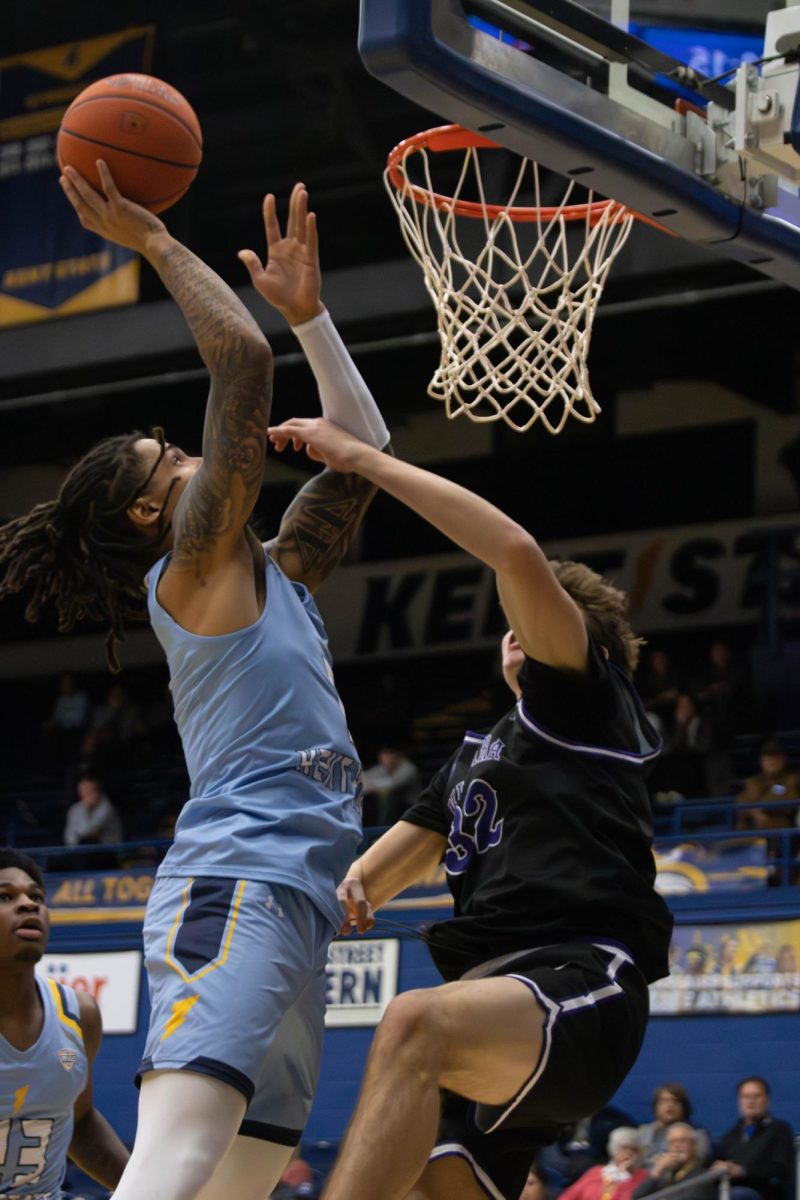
[{"xmin": 291, "ymin": 308, "xmax": 391, "ymax": 449}]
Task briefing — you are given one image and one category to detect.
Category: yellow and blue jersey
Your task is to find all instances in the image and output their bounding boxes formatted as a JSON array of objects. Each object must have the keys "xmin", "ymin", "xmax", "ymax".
[{"xmin": 0, "ymin": 978, "xmax": 87, "ymax": 1199}]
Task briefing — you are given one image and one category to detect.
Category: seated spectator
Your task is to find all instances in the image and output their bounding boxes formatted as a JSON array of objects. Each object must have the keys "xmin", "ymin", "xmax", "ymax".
[
  {"xmin": 558, "ymin": 1129, "xmax": 648, "ymax": 1200},
  {"xmin": 63, "ymin": 774, "xmax": 123, "ymax": 867},
  {"xmin": 638, "ymin": 1083, "xmax": 712, "ymax": 1167},
  {"xmin": 637, "ymin": 649, "xmax": 681, "ymax": 732},
  {"xmin": 270, "ymin": 1154, "xmax": 315, "ymax": 1198},
  {"xmin": 693, "ymin": 640, "xmax": 749, "ymax": 796},
  {"xmin": 142, "ymin": 682, "xmax": 181, "ymax": 757},
  {"xmin": 520, "ymin": 1163, "xmax": 551, "ymax": 1200},
  {"xmin": 42, "ymin": 671, "xmax": 90, "ymax": 765},
  {"xmin": 712, "ymin": 1076, "xmax": 794, "ymax": 1200},
  {"xmin": 649, "ymin": 694, "xmax": 712, "ymax": 804},
  {"xmin": 633, "ymin": 1124, "xmax": 718, "ymax": 1200},
  {"xmin": 362, "ymin": 745, "xmax": 420, "ymax": 826},
  {"xmin": 736, "ymin": 739, "xmax": 800, "ymax": 831},
  {"xmin": 539, "ymin": 1105, "xmax": 637, "ymax": 1184},
  {"xmin": 81, "ymin": 682, "xmax": 146, "ymax": 774}
]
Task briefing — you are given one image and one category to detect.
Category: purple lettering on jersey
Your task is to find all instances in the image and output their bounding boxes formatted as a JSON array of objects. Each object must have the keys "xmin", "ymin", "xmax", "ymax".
[{"xmin": 445, "ymin": 778, "xmax": 504, "ymax": 875}]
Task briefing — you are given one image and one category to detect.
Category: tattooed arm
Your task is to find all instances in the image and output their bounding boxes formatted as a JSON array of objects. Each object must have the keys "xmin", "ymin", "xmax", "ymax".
[
  {"xmin": 60, "ymin": 161, "xmax": 272, "ymax": 574},
  {"xmin": 159, "ymin": 236, "xmax": 271, "ymax": 570},
  {"xmin": 265, "ymin": 454, "xmax": 391, "ymax": 593}
]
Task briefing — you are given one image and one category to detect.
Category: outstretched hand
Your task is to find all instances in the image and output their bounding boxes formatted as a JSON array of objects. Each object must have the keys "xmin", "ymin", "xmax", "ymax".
[
  {"xmin": 239, "ymin": 182, "xmax": 323, "ymax": 327},
  {"xmin": 59, "ymin": 161, "xmax": 167, "ymax": 254},
  {"xmin": 337, "ymin": 876, "xmax": 376, "ymax": 936},
  {"xmin": 268, "ymin": 417, "xmax": 376, "ymax": 475}
]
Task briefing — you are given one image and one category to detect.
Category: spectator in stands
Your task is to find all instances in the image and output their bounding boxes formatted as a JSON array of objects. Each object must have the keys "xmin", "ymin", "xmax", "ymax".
[
  {"xmin": 736, "ymin": 738, "xmax": 800, "ymax": 832},
  {"xmin": 63, "ymin": 774, "xmax": 123, "ymax": 853},
  {"xmin": 520, "ymin": 1162, "xmax": 551, "ymax": 1200},
  {"xmin": 81, "ymin": 682, "xmax": 146, "ymax": 773},
  {"xmin": 633, "ymin": 1124, "xmax": 718, "ymax": 1200},
  {"xmin": 538, "ymin": 1105, "xmax": 636, "ymax": 1185},
  {"xmin": 142, "ymin": 682, "xmax": 180, "ymax": 756},
  {"xmin": 269, "ymin": 1153, "xmax": 316, "ymax": 1197},
  {"xmin": 42, "ymin": 671, "xmax": 90, "ymax": 766},
  {"xmin": 362, "ymin": 745, "xmax": 420, "ymax": 826},
  {"xmin": 649, "ymin": 694, "xmax": 712, "ymax": 805},
  {"xmin": 712, "ymin": 1076, "xmax": 795, "ymax": 1200},
  {"xmin": 693, "ymin": 641, "xmax": 749, "ymax": 796},
  {"xmin": 637, "ymin": 649, "xmax": 681, "ymax": 734},
  {"xmin": 558, "ymin": 1129, "xmax": 648, "ymax": 1200},
  {"xmin": 638, "ymin": 1084, "xmax": 712, "ymax": 1167}
]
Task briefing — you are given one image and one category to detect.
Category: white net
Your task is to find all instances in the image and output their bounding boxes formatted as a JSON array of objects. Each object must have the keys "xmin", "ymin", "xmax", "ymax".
[{"xmin": 385, "ymin": 131, "xmax": 636, "ymax": 434}]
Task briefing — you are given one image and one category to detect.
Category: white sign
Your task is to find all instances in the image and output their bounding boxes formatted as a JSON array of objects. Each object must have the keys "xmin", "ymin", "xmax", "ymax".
[
  {"xmin": 36, "ymin": 950, "xmax": 142, "ymax": 1035},
  {"xmin": 324, "ymin": 938, "xmax": 399, "ymax": 1028},
  {"xmin": 315, "ymin": 513, "xmax": 800, "ymax": 659}
]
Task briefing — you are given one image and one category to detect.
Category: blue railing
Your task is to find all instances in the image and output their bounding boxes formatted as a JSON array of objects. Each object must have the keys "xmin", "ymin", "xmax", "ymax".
[
  {"xmin": 7, "ymin": 799, "xmax": 800, "ymax": 886},
  {"xmin": 656, "ymin": 796, "xmax": 800, "ymax": 836}
]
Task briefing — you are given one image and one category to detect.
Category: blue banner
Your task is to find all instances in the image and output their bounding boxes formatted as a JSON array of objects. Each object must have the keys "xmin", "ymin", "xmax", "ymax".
[
  {"xmin": 651, "ymin": 918, "xmax": 800, "ymax": 1015},
  {"xmin": 0, "ymin": 28, "xmax": 153, "ymax": 327}
]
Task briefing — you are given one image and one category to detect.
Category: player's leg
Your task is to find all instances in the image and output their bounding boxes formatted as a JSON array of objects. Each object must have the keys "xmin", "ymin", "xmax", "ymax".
[
  {"xmin": 195, "ymin": 1135, "xmax": 294, "ymax": 1200},
  {"xmin": 322, "ymin": 974, "xmax": 546, "ymax": 1200},
  {"xmin": 221, "ymin": 907, "xmax": 329, "ymax": 1200},
  {"xmin": 127, "ymin": 876, "xmax": 330, "ymax": 1200},
  {"xmin": 324, "ymin": 943, "xmax": 649, "ymax": 1200},
  {"xmin": 111, "ymin": 1071, "xmax": 247, "ymax": 1200},
  {"xmin": 406, "ymin": 1156, "xmax": 499, "ymax": 1200}
]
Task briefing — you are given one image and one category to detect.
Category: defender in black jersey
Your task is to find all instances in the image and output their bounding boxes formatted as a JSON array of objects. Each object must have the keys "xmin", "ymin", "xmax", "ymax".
[{"xmin": 265, "ymin": 416, "xmax": 673, "ymax": 1200}]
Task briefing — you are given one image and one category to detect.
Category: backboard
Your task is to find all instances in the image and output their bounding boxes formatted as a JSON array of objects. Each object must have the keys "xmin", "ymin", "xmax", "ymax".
[{"xmin": 359, "ymin": 0, "xmax": 800, "ymax": 288}]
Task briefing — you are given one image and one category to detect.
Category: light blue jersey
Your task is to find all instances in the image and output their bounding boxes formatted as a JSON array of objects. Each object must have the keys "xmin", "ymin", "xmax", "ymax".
[
  {"xmin": 0, "ymin": 979, "xmax": 87, "ymax": 1199},
  {"xmin": 148, "ymin": 550, "xmax": 362, "ymax": 929}
]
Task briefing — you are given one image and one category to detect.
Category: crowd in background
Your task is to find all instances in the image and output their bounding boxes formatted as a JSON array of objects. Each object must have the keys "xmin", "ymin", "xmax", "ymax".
[
  {"xmin": 3, "ymin": 635, "xmax": 800, "ymax": 861},
  {"xmin": 243, "ymin": 1075, "xmax": 797, "ymax": 1199}
]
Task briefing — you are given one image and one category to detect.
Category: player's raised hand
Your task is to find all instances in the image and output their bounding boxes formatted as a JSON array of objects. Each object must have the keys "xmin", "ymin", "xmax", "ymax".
[
  {"xmin": 59, "ymin": 160, "xmax": 167, "ymax": 253},
  {"xmin": 337, "ymin": 876, "xmax": 376, "ymax": 936},
  {"xmin": 239, "ymin": 182, "xmax": 323, "ymax": 327},
  {"xmin": 268, "ymin": 417, "xmax": 375, "ymax": 474}
]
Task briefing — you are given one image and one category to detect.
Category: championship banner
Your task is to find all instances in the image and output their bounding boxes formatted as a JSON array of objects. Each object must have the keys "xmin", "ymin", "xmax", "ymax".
[
  {"xmin": 0, "ymin": 27, "xmax": 153, "ymax": 327},
  {"xmin": 653, "ymin": 839, "xmax": 769, "ymax": 895},
  {"xmin": 650, "ymin": 919, "xmax": 800, "ymax": 1015}
]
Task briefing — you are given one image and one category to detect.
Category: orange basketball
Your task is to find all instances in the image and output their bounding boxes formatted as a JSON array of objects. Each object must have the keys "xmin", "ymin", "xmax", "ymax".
[{"xmin": 57, "ymin": 74, "xmax": 202, "ymax": 214}]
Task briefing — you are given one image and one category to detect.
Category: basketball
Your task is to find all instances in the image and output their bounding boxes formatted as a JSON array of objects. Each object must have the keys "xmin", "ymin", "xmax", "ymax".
[{"xmin": 57, "ymin": 73, "xmax": 202, "ymax": 214}]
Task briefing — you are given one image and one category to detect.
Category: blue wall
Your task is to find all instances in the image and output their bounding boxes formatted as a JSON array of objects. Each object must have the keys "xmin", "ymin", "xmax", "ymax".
[{"xmin": 47, "ymin": 892, "xmax": 800, "ymax": 1152}]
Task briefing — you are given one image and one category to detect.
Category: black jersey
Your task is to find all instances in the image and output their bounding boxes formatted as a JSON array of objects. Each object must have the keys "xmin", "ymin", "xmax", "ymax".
[{"xmin": 403, "ymin": 639, "xmax": 673, "ymax": 984}]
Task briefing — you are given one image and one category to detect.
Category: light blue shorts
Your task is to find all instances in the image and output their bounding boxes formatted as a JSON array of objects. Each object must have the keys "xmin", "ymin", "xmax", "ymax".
[{"xmin": 138, "ymin": 875, "xmax": 332, "ymax": 1144}]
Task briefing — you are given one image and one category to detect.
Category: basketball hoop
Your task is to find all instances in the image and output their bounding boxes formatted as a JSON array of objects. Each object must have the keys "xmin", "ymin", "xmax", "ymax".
[{"xmin": 385, "ymin": 125, "xmax": 652, "ymax": 434}]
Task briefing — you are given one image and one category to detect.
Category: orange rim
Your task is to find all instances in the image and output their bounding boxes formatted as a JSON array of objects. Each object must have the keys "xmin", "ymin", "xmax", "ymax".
[{"xmin": 386, "ymin": 124, "xmax": 664, "ymax": 229}]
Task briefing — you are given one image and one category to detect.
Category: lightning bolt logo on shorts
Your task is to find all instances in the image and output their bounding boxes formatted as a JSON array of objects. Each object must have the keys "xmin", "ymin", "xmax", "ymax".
[{"xmin": 161, "ymin": 994, "xmax": 199, "ymax": 1041}]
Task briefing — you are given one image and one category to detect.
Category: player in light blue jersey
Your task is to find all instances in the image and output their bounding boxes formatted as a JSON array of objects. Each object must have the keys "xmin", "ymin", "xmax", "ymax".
[
  {"xmin": 0, "ymin": 848, "xmax": 129, "ymax": 1199},
  {"xmin": 0, "ymin": 166, "xmax": 390, "ymax": 1200}
]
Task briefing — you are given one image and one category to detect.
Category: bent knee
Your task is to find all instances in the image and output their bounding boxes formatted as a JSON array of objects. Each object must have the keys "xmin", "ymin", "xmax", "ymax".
[{"xmin": 375, "ymin": 990, "xmax": 445, "ymax": 1063}]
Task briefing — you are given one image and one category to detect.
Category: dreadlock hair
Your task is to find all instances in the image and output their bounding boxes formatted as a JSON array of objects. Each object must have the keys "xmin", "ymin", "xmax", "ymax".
[
  {"xmin": 0, "ymin": 429, "xmax": 171, "ymax": 672},
  {"xmin": 550, "ymin": 559, "xmax": 645, "ymax": 677}
]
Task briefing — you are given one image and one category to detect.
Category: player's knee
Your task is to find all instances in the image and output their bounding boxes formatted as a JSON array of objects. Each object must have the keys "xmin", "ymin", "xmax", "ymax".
[{"xmin": 375, "ymin": 990, "xmax": 444, "ymax": 1071}]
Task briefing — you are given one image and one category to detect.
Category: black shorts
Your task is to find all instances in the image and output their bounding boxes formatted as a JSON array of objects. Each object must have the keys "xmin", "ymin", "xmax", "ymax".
[{"xmin": 429, "ymin": 940, "xmax": 649, "ymax": 1200}]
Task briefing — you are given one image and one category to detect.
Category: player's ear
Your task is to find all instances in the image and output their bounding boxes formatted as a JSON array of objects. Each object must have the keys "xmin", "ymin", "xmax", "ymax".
[
  {"xmin": 601, "ymin": 645, "xmax": 610, "ymax": 660},
  {"xmin": 127, "ymin": 495, "xmax": 162, "ymax": 531}
]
